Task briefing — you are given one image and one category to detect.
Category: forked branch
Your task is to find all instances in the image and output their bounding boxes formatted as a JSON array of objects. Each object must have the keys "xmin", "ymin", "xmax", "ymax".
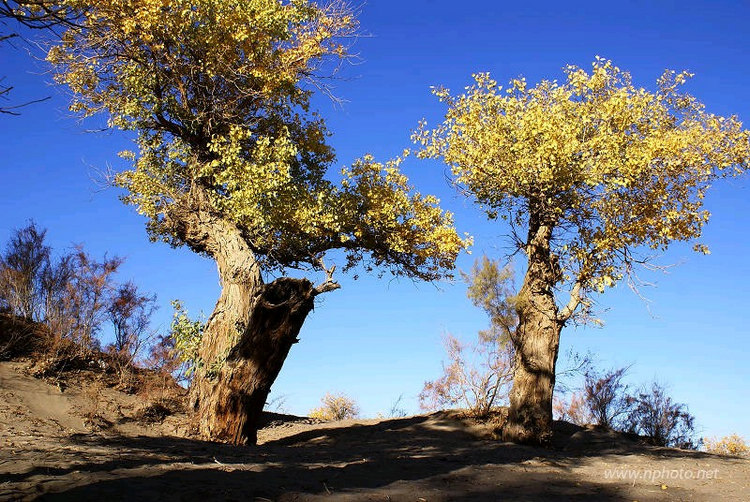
[{"xmin": 313, "ymin": 258, "xmax": 340, "ymax": 296}]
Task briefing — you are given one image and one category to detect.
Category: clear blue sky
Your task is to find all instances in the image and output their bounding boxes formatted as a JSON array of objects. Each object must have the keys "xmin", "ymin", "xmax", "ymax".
[{"xmin": 1, "ymin": 0, "xmax": 748, "ymax": 439}]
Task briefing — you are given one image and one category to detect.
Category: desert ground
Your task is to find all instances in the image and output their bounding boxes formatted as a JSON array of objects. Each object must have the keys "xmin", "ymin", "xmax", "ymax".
[{"xmin": 1, "ymin": 361, "xmax": 749, "ymax": 501}]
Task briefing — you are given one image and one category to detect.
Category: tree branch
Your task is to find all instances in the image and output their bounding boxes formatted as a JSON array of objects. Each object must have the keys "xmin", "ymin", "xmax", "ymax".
[
  {"xmin": 312, "ymin": 259, "xmax": 340, "ymax": 296},
  {"xmin": 558, "ymin": 280, "xmax": 583, "ymax": 323}
]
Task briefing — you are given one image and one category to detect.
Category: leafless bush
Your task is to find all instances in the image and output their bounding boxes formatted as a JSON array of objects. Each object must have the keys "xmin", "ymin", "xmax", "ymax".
[
  {"xmin": 553, "ymin": 392, "xmax": 593, "ymax": 426},
  {"xmin": 108, "ymin": 282, "xmax": 156, "ymax": 356},
  {"xmin": 625, "ymin": 382, "xmax": 696, "ymax": 449},
  {"xmin": 583, "ymin": 366, "xmax": 633, "ymax": 428},
  {"xmin": 388, "ymin": 394, "xmax": 407, "ymax": 418},
  {"xmin": 0, "ymin": 221, "xmax": 50, "ymax": 320},
  {"xmin": 135, "ymin": 367, "xmax": 186, "ymax": 415},
  {"xmin": 0, "ymin": 223, "xmax": 127, "ymax": 354},
  {"xmin": 265, "ymin": 393, "xmax": 289, "ymax": 414},
  {"xmin": 105, "ymin": 281, "xmax": 157, "ymax": 386},
  {"xmin": 133, "ymin": 401, "xmax": 173, "ymax": 424},
  {"xmin": 419, "ymin": 332, "xmax": 514, "ymax": 417},
  {"xmin": 0, "ymin": 313, "xmax": 38, "ymax": 359},
  {"xmin": 103, "ymin": 346, "xmax": 136, "ymax": 391},
  {"xmin": 554, "ymin": 349, "xmax": 594, "ymax": 394},
  {"xmin": 554, "ymin": 362, "xmax": 696, "ymax": 450},
  {"xmin": 39, "ymin": 253, "xmax": 77, "ymax": 339},
  {"xmin": 146, "ymin": 333, "xmax": 184, "ymax": 378},
  {"xmin": 80, "ymin": 379, "xmax": 115, "ymax": 431},
  {"xmin": 0, "ymin": 222, "xmax": 166, "ymax": 391},
  {"xmin": 420, "ymin": 256, "xmax": 516, "ymax": 417},
  {"xmin": 65, "ymin": 247, "xmax": 123, "ymax": 349}
]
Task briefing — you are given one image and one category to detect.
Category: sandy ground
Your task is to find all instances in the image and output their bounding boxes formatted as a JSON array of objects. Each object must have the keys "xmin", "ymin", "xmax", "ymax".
[{"xmin": 1, "ymin": 361, "xmax": 748, "ymax": 501}]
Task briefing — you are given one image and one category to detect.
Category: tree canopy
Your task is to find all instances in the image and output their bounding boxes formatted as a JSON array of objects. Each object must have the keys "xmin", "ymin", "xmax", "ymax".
[
  {"xmin": 417, "ymin": 57, "xmax": 750, "ymax": 320},
  {"xmin": 47, "ymin": 0, "xmax": 468, "ymax": 280}
]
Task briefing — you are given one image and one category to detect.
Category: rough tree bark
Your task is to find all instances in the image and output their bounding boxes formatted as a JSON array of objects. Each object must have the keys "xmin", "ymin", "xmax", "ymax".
[
  {"xmin": 189, "ymin": 272, "xmax": 318, "ymax": 445},
  {"xmin": 503, "ymin": 211, "xmax": 563, "ymax": 445},
  {"xmin": 169, "ymin": 201, "xmax": 337, "ymax": 445}
]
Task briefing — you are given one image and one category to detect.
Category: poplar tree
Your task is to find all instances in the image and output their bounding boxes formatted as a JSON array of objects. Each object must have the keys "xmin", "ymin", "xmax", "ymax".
[
  {"xmin": 417, "ymin": 58, "xmax": 749, "ymax": 444},
  {"xmin": 47, "ymin": 0, "xmax": 468, "ymax": 444}
]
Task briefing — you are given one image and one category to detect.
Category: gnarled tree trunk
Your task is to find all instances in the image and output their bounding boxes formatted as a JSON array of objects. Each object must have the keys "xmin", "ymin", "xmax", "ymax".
[
  {"xmin": 169, "ymin": 203, "xmax": 332, "ymax": 445},
  {"xmin": 189, "ymin": 273, "xmax": 318, "ymax": 445},
  {"xmin": 503, "ymin": 214, "xmax": 563, "ymax": 445}
]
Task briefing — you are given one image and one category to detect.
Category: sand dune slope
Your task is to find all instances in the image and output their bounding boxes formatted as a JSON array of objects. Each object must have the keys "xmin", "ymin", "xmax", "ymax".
[{"xmin": 1, "ymin": 361, "xmax": 748, "ymax": 501}]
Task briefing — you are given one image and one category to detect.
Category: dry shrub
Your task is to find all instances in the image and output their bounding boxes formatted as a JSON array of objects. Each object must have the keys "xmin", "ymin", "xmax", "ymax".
[
  {"xmin": 29, "ymin": 335, "xmax": 99, "ymax": 381},
  {"xmin": 555, "ymin": 362, "xmax": 697, "ymax": 449},
  {"xmin": 136, "ymin": 367, "xmax": 186, "ymax": 418},
  {"xmin": 703, "ymin": 434, "xmax": 750, "ymax": 457},
  {"xmin": 420, "ymin": 256, "xmax": 517, "ymax": 418},
  {"xmin": 0, "ymin": 222, "xmax": 49, "ymax": 320},
  {"xmin": 104, "ymin": 346, "xmax": 144, "ymax": 393},
  {"xmin": 134, "ymin": 401, "xmax": 173, "ymax": 424},
  {"xmin": 583, "ymin": 366, "xmax": 632, "ymax": 428},
  {"xmin": 625, "ymin": 382, "xmax": 696, "ymax": 449},
  {"xmin": 419, "ymin": 332, "xmax": 513, "ymax": 417},
  {"xmin": 553, "ymin": 392, "xmax": 593, "ymax": 426},
  {"xmin": 0, "ymin": 313, "xmax": 41, "ymax": 359},
  {"xmin": 106, "ymin": 281, "xmax": 157, "ymax": 378},
  {"xmin": 554, "ymin": 364, "xmax": 630, "ymax": 428},
  {"xmin": 387, "ymin": 394, "xmax": 407, "ymax": 418},
  {"xmin": 309, "ymin": 392, "xmax": 360, "ymax": 421},
  {"xmin": 0, "ymin": 222, "xmax": 159, "ymax": 378}
]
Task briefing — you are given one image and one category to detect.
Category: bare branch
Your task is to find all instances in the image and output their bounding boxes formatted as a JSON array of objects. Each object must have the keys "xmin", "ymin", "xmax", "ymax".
[
  {"xmin": 0, "ymin": 94, "xmax": 50, "ymax": 115},
  {"xmin": 558, "ymin": 280, "xmax": 583, "ymax": 323},
  {"xmin": 312, "ymin": 259, "xmax": 340, "ymax": 296}
]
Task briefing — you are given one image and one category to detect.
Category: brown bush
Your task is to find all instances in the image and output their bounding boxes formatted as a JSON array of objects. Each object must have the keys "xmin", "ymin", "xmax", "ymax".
[
  {"xmin": 0, "ymin": 313, "xmax": 43, "ymax": 359},
  {"xmin": 419, "ymin": 332, "xmax": 513, "ymax": 417},
  {"xmin": 583, "ymin": 366, "xmax": 632, "ymax": 429},
  {"xmin": 553, "ymin": 392, "xmax": 593, "ymax": 426},
  {"xmin": 107, "ymin": 281, "xmax": 157, "ymax": 368},
  {"xmin": 134, "ymin": 401, "xmax": 173, "ymax": 424},
  {"xmin": 625, "ymin": 382, "xmax": 696, "ymax": 449}
]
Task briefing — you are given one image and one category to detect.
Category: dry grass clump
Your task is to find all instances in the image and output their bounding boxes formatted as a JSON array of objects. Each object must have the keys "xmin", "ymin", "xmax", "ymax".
[{"xmin": 309, "ymin": 392, "xmax": 360, "ymax": 421}]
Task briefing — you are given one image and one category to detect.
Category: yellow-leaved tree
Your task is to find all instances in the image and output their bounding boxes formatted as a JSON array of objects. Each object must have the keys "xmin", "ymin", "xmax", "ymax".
[
  {"xmin": 416, "ymin": 58, "xmax": 750, "ymax": 444},
  {"xmin": 45, "ymin": 0, "xmax": 469, "ymax": 445}
]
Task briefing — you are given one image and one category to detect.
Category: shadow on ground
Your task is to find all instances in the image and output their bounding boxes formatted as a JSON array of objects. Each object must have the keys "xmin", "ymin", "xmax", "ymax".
[{"xmin": 2, "ymin": 415, "xmax": 726, "ymax": 501}]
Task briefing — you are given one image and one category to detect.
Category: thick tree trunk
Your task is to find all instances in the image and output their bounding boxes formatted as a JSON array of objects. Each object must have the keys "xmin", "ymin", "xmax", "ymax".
[
  {"xmin": 168, "ymin": 203, "xmax": 325, "ymax": 445},
  {"xmin": 189, "ymin": 274, "xmax": 317, "ymax": 445},
  {"xmin": 503, "ymin": 215, "xmax": 563, "ymax": 445}
]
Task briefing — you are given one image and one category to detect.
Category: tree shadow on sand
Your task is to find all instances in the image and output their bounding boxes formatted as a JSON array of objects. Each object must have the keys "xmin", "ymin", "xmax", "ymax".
[{"xmin": 4, "ymin": 414, "xmax": 725, "ymax": 501}]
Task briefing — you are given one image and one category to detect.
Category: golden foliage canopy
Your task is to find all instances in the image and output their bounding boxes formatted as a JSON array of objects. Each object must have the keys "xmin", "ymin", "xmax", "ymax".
[
  {"xmin": 47, "ymin": 0, "xmax": 468, "ymax": 280},
  {"xmin": 416, "ymin": 58, "xmax": 750, "ymax": 298}
]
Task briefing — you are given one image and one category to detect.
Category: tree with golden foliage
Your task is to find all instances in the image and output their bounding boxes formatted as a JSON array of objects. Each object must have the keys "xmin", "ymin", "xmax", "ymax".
[
  {"xmin": 46, "ymin": 0, "xmax": 468, "ymax": 444},
  {"xmin": 416, "ymin": 58, "xmax": 750, "ymax": 444}
]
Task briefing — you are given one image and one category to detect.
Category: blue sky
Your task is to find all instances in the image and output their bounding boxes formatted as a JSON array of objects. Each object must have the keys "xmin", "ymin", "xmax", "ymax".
[{"xmin": 1, "ymin": 0, "xmax": 748, "ymax": 439}]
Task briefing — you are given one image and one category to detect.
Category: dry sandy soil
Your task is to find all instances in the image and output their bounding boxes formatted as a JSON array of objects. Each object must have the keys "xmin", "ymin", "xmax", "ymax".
[{"xmin": 0, "ymin": 360, "xmax": 748, "ymax": 501}]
